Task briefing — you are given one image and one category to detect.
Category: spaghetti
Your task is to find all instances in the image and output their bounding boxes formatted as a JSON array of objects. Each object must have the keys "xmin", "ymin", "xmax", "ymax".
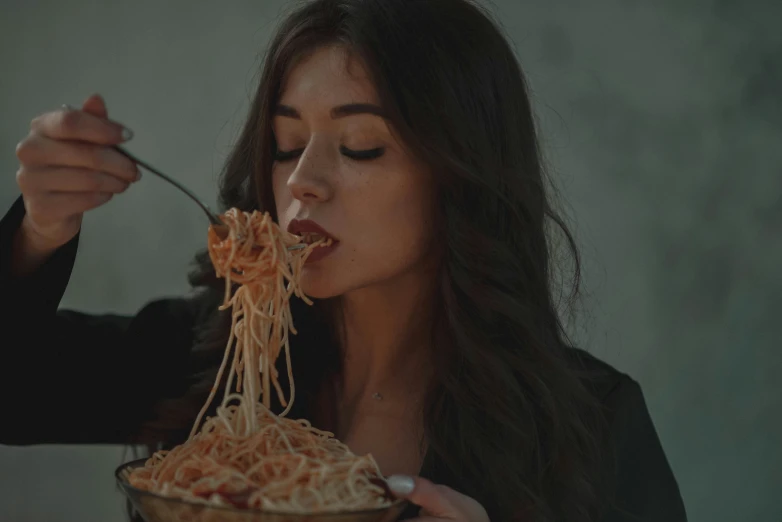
[{"xmin": 128, "ymin": 209, "xmax": 391, "ymax": 514}]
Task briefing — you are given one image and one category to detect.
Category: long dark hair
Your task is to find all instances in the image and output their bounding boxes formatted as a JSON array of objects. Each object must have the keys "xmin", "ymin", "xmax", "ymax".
[{"xmin": 145, "ymin": 1, "xmax": 610, "ymax": 521}]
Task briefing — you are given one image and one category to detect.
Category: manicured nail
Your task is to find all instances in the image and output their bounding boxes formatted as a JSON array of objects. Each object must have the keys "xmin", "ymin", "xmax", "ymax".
[
  {"xmin": 386, "ymin": 475, "xmax": 415, "ymax": 496},
  {"xmin": 121, "ymin": 127, "xmax": 134, "ymax": 142}
]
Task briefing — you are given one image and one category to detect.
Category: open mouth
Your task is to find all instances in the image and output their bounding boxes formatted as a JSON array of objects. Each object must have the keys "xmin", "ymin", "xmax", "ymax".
[
  {"xmin": 300, "ymin": 232, "xmax": 334, "ymax": 247},
  {"xmin": 287, "ymin": 219, "xmax": 338, "ymax": 254}
]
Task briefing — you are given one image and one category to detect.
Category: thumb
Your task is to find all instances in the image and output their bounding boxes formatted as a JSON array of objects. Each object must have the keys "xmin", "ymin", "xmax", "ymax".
[
  {"xmin": 387, "ymin": 475, "xmax": 456, "ymax": 519},
  {"xmin": 81, "ymin": 93, "xmax": 109, "ymax": 119}
]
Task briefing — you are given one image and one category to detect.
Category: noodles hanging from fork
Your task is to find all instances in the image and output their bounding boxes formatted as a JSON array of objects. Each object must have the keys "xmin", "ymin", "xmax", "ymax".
[{"xmin": 127, "ymin": 209, "xmax": 391, "ymax": 514}]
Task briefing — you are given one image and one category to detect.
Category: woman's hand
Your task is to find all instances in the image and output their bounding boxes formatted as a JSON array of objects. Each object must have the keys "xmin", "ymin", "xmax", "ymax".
[
  {"xmin": 12, "ymin": 94, "xmax": 139, "ymax": 274},
  {"xmin": 387, "ymin": 475, "xmax": 490, "ymax": 522}
]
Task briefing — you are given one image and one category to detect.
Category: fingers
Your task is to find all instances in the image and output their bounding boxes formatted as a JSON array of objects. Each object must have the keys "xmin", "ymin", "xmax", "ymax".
[
  {"xmin": 30, "ymin": 105, "xmax": 132, "ymax": 145},
  {"xmin": 81, "ymin": 93, "xmax": 109, "ymax": 119},
  {"xmin": 16, "ymin": 133, "xmax": 139, "ymax": 182},
  {"xmin": 25, "ymin": 191, "xmax": 114, "ymax": 225},
  {"xmin": 386, "ymin": 476, "xmax": 489, "ymax": 522},
  {"xmin": 387, "ymin": 476, "xmax": 456, "ymax": 518},
  {"xmin": 17, "ymin": 166, "xmax": 131, "ymax": 195},
  {"xmin": 12, "ymin": 94, "xmax": 138, "ymax": 251}
]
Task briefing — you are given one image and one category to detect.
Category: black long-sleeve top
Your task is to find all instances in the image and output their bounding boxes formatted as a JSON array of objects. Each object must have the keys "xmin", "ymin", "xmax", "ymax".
[{"xmin": 0, "ymin": 197, "xmax": 687, "ymax": 521}]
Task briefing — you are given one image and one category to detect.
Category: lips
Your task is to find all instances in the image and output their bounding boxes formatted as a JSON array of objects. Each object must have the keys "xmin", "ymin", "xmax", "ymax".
[
  {"xmin": 288, "ymin": 219, "xmax": 339, "ymax": 263},
  {"xmin": 288, "ymin": 219, "xmax": 336, "ymax": 242}
]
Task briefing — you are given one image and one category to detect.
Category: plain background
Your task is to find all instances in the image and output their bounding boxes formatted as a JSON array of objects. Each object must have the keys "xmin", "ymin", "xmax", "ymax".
[{"xmin": 1, "ymin": 1, "xmax": 780, "ymax": 521}]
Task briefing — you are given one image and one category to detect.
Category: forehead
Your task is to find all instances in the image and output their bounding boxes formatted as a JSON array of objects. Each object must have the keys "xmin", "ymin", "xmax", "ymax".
[{"xmin": 279, "ymin": 45, "xmax": 380, "ymax": 107}]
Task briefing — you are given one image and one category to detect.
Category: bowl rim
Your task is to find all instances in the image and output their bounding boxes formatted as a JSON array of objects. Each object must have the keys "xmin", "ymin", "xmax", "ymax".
[{"xmin": 115, "ymin": 458, "xmax": 407, "ymax": 518}]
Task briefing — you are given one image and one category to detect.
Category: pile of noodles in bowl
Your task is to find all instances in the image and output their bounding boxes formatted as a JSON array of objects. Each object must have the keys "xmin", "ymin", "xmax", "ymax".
[{"xmin": 116, "ymin": 210, "xmax": 405, "ymax": 522}]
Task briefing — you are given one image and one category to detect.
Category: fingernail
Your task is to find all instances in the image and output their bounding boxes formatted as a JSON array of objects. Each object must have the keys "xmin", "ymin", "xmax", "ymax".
[
  {"xmin": 134, "ymin": 169, "xmax": 142, "ymax": 181},
  {"xmin": 386, "ymin": 475, "xmax": 415, "ymax": 496},
  {"xmin": 121, "ymin": 127, "xmax": 134, "ymax": 142},
  {"xmin": 62, "ymin": 104, "xmax": 76, "ymax": 111}
]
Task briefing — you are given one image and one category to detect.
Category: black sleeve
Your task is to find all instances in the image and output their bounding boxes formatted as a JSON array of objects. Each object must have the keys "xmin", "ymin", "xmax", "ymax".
[
  {"xmin": 0, "ymin": 197, "xmax": 199, "ymax": 446},
  {"xmin": 602, "ymin": 376, "xmax": 688, "ymax": 522}
]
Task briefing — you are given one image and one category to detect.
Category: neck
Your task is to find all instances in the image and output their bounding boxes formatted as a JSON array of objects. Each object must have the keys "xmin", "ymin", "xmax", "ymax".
[{"xmin": 336, "ymin": 268, "xmax": 438, "ymax": 407}]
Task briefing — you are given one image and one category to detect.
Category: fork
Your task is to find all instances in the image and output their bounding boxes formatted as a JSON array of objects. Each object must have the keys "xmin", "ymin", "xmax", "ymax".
[{"xmin": 113, "ymin": 145, "xmax": 305, "ymax": 250}]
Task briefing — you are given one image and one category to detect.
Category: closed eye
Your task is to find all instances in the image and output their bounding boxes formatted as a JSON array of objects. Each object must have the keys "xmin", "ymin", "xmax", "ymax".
[
  {"xmin": 274, "ymin": 146, "xmax": 385, "ymax": 162},
  {"xmin": 274, "ymin": 148, "xmax": 304, "ymax": 162},
  {"xmin": 340, "ymin": 146, "xmax": 385, "ymax": 160}
]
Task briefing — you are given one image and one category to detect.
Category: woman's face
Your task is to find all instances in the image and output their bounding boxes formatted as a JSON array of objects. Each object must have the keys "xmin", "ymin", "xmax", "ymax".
[{"xmin": 272, "ymin": 45, "xmax": 437, "ymax": 299}]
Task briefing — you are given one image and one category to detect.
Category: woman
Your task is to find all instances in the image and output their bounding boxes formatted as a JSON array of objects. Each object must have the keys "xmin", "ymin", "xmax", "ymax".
[{"xmin": 0, "ymin": 0, "xmax": 686, "ymax": 520}]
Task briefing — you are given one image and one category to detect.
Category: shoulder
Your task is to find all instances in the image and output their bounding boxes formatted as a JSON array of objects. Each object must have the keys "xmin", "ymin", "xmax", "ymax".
[
  {"xmin": 563, "ymin": 346, "xmax": 643, "ymax": 410},
  {"xmin": 563, "ymin": 347, "xmax": 689, "ymax": 520},
  {"xmin": 563, "ymin": 347, "xmax": 662, "ymax": 456}
]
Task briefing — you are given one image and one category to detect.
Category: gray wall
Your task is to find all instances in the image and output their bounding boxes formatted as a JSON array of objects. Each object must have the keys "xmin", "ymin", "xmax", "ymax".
[{"xmin": 1, "ymin": 1, "xmax": 779, "ymax": 521}]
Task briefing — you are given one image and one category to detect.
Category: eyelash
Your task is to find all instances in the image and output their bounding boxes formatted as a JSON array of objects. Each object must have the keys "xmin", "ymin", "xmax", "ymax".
[{"xmin": 274, "ymin": 146, "xmax": 385, "ymax": 162}]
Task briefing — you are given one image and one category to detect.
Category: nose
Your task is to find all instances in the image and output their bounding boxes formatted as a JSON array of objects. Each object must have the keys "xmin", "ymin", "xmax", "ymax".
[{"xmin": 286, "ymin": 141, "xmax": 334, "ymax": 203}]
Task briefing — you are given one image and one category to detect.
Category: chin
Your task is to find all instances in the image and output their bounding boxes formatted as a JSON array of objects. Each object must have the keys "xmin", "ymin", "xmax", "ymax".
[{"xmin": 298, "ymin": 268, "xmax": 344, "ymax": 300}]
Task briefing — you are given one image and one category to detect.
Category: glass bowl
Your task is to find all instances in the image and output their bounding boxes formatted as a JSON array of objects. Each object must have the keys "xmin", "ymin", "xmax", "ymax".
[{"xmin": 116, "ymin": 459, "xmax": 407, "ymax": 522}]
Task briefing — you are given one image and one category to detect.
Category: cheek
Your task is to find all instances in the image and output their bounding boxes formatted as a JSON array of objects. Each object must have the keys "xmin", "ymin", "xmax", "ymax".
[
  {"xmin": 394, "ymin": 196, "xmax": 436, "ymax": 261},
  {"xmin": 355, "ymin": 172, "xmax": 437, "ymax": 271},
  {"xmin": 271, "ymin": 168, "xmax": 293, "ymax": 227}
]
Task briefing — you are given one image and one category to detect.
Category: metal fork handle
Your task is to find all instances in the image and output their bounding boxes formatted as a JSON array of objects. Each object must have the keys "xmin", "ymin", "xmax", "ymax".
[
  {"xmin": 113, "ymin": 145, "xmax": 222, "ymax": 226},
  {"xmin": 112, "ymin": 145, "xmax": 306, "ymax": 251}
]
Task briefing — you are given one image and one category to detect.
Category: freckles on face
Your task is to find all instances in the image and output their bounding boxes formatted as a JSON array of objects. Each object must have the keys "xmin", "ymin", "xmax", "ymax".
[{"xmin": 270, "ymin": 44, "xmax": 437, "ymax": 299}]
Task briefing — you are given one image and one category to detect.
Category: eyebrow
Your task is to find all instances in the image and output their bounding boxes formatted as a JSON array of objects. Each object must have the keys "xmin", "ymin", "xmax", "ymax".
[{"xmin": 274, "ymin": 103, "xmax": 387, "ymax": 120}]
